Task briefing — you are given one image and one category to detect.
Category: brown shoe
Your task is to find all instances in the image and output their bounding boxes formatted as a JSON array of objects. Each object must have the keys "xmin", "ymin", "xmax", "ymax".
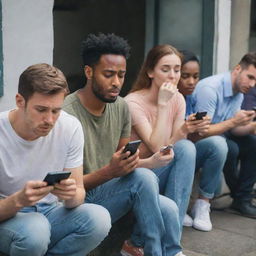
[{"xmin": 120, "ymin": 240, "xmax": 144, "ymax": 256}]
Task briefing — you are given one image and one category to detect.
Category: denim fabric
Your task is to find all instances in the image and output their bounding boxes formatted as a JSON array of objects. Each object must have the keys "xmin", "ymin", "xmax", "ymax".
[
  {"xmin": 0, "ymin": 203, "xmax": 111, "ymax": 256},
  {"xmin": 195, "ymin": 136, "xmax": 228, "ymax": 198},
  {"xmin": 223, "ymin": 134, "xmax": 256, "ymax": 200},
  {"xmin": 153, "ymin": 139, "xmax": 196, "ymax": 227},
  {"xmin": 85, "ymin": 168, "xmax": 182, "ymax": 256}
]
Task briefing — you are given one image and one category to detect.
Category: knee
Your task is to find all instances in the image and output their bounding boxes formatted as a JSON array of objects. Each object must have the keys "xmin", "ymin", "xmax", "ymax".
[
  {"xmin": 174, "ymin": 139, "xmax": 196, "ymax": 159},
  {"xmin": 126, "ymin": 168, "xmax": 159, "ymax": 194},
  {"xmin": 159, "ymin": 195, "xmax": 179, "ymax": 222},
  {"xmin": 206, "ymin": 136, "xmax": 228, "ymax": 157},
  {"xmin": 77, "ymin": 204, "xmax": 111, "ymax": 241},
  {"xmin": 15, "ymin": 213, "xmax": 50, "ymax": 255}
]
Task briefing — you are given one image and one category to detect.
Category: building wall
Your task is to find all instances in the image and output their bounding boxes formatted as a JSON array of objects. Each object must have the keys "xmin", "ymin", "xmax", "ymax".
[{"xmin": 0, "ymin": 0, "xmax": 54, "ymax": 111}]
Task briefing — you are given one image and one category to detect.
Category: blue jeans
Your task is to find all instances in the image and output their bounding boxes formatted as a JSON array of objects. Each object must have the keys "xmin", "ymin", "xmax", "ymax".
[
  {"xmin": 0, "ymin": 202, "xmax": 111, "ymax": 256},
  {"xmin": 223, "ymin": 133, "xmax": 256, "ymax": 200},
  {"xmin": 153, "ymin": 139, "xmax": 196, "ymax": 226},
  {"xmin": 195, "ymin": 136, "xmax": 228, "ymax": 199},
  {"xmin": 85, "ymin": 168, "xmax": 182, "ymax": 256}
]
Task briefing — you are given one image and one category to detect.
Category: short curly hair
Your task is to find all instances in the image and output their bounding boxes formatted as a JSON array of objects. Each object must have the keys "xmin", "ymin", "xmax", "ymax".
[{"xmin": 81, "ymin": 33, "xmax": 130, "ymax": 67}]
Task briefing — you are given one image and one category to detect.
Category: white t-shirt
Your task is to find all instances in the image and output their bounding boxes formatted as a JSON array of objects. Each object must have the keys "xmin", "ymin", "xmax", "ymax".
[{"xmin": 0, "ymin": 110, "xmax": 84, "ymax": 204}]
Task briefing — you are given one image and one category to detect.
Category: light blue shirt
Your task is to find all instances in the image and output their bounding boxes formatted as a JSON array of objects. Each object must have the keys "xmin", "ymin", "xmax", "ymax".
[{"xmin": 192, "ymin": 72, "xmax": 244, "ymax": 124}]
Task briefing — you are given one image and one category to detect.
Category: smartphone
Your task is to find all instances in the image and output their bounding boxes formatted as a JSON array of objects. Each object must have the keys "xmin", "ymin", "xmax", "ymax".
[
  {"xmin": 195, "ymin": 111, "xmax": 207, "ymax": 120},
  {"xmin": 43, "ymin": 171, "xmax": 71, "ymax": 186},
  {"xmin": 160, "ymin": 144, "xmax": 173, "ymax": 154},
  {"xmin": 122, "ymin": 140, "xmax": 141, "ymax": 157},
  {"xmin": 252, "ymin": 106, "xmax": 256, "ymax": 112}
]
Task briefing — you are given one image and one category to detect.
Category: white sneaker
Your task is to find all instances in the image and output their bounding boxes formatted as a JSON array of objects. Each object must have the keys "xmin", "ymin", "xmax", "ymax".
[
  {"xmin": 183, "ymin": 213, "xmax": 193, "ymax": 227},
  {"xmin": 175, "ymin": 252, "xmax": 186, "ymax": 256},
  {"xmin": 191, "ymin": 199, "xmax": 212, "ymax": 231}
]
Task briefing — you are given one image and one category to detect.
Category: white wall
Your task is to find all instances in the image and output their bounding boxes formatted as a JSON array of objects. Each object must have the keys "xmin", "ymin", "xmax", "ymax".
[
  {"xmin": 0, "ymin": 0, "xmax": 54, "ymax": 111},
  {"xmin": 230, "ymin": 0, "xmax": 251, "ymax": 68},
  {"xmin": 212, "ymin": 0, "xmax": 231, "ymax": 74}
]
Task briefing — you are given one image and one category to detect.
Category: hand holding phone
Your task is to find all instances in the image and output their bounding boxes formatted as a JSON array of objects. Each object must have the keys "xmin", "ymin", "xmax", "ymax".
[
  {"xmin": 43, "ymin": 171, "xmax": 71, "ymax": 186},
  {"xmin": 160, "ymin": 144, "xmax": 173, "ymax": 155},
  {"xmin": 122, "ymin": 140, "xmax": 141, "ymax": 157},
  {"xmin": 195, "ymin": 111, "xmax": 207, "ymax": 120}
]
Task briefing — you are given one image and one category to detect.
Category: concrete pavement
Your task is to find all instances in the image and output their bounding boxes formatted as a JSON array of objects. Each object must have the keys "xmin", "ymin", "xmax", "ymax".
[{"xmin": 182, "ymin": 196, "xmax": 256, "ymax": 256}]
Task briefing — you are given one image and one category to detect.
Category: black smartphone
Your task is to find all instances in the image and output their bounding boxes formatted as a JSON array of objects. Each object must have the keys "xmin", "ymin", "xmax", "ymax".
[
  {"xmin": 122, "ymin": 140, "xmax": 141, "ymax": 157},
  {"xmin": 252, "ymin": 106, "xmax": 256, "ymax": 112},
  {"xmin": 195, "ymin": 111, "xmax": 207, "ymax": 120},
  {"xmin": 43, "ymin": 171, "xmax": 71, "ymax": 186},
  {"xmin": 160, "ymin": 144, "xmax": 173, "ymax": 154}
]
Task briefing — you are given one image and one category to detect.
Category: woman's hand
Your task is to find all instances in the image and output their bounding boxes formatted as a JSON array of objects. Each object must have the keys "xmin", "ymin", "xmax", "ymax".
[{"xmin": 158, "ymin": 82, "xmax": 178, "ymax": 107}]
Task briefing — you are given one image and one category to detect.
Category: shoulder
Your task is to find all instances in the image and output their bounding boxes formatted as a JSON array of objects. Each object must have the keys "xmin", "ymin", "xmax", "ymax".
[
  {"xmin": 197, "ymin": 73, "xmax": 227, "ymax": 90},
  {"xmin": 63, "ymin": 91, "xmax": 79, "ymax": 115},
  {"xmin": 56, "ymin": 111, "xmax": 82, "ymax": 133}
]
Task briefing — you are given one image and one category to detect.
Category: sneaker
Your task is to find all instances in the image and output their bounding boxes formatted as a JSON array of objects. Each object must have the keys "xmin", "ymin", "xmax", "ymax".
[
  {"xmin": 120, "ymin": 240, "xmax": 144, "ymax": 256},
  {"xmin": 191, "ymin": 199, "xmax": 212, "ymax": 231},
  {"xmin": 175, "ymin": 252, "xmax": 187, "ymax": 256},
  {"xmin": 230, "ymin": 199, "xmax": 256, "ymax": 218},
  {"xmin": 183, "ymin": 213, "xmax": 193, "ymax": 227}
]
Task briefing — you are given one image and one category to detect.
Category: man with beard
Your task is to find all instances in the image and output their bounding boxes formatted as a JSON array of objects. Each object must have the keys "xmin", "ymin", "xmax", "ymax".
[
  {"xmin": 63, "ymin": 33, "xmax": 186, "ymax": 256},
  {"xmin": 192, "ymin": 52, "xmax": 256, "ymax": 218}
]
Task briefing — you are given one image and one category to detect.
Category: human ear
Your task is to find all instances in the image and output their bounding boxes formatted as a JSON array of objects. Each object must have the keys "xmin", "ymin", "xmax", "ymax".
[
  {"xmin": 147, "ymin": 70, "xmax": 154, "ymax": 79},
  {"xmin": 84, "ymin": 65, "xmax": 93, "ymax": 80},
  {"xmin": 16, "ymin": 93, "xmax": 26, "ymax": 108}
]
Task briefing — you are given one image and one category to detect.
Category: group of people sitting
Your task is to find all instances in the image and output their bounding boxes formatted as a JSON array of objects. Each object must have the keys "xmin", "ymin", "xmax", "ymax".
[{"xmin": 0, "ymin": 32, "xmax": 255, "ymax": 256}]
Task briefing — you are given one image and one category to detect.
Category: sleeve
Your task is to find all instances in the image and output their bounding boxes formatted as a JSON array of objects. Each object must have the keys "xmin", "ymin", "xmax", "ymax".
[
  {"xmin": 126, "ymin": 100, "xmax": 150, "ymax": 127},
  {"xmin": 64, "ymin": 119, "xmax": 84, "ymax": 169},
  {"xmin": 121, "ymin": 102, "xmax": 131, "ymax": 138},
  {"xmin": 174, "ymin": 93, "xmax": 186, "ymax": 121},
  {"xmin": 193, "ymin": 85, "xmax": 218, "ymax": 119}
]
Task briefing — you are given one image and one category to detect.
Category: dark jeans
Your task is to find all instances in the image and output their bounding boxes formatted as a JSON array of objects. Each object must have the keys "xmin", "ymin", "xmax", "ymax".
[{"xmin": 223, "ymin": 133, "xmax": 256, "ymax": 200}]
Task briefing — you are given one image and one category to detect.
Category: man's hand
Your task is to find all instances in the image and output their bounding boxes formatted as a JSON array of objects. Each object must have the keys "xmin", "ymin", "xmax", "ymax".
[
  {"xmin": 15, "ymin": 181, "xmax": 53, "ymax": 208},
  {"xmin": 232, "ymin": 110, "xmax": 255, "ymax": 126},
  {"xmin": 51, "ymin": 178, "xmax": 77, "ymax": 201},
  {"xmin": 108, "ymin": 146, "xmax": 139, "ymax": 177},
  {"xmin": 158, "ymin": 82, "xmax": 178, "ymax": 107}
]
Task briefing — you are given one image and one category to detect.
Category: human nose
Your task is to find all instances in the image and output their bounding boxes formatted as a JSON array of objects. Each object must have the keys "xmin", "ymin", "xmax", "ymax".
[
  {"xmin": 167, "ymin": 70, "xmax": 175, "ymax": 80},
  {"xmin": 44, "ymin": 112, "xmax": 54, "ymax": 124},
  {"xmin": 188, "ymin": 76, "xmax": 196, "ymax": 86},
  {"xmin": 112, "ymin": 74, "xmax": 122, "ymax": 87}
]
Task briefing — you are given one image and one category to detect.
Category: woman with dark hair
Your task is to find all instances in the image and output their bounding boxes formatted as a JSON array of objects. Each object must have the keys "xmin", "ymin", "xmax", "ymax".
[
  {"xmin": 177, "ymin": 50, "xmax": 228, "ymax": 231},
  {"xmin": 125, "ymin": 45, "xmax": 209, "ymax": 234}
]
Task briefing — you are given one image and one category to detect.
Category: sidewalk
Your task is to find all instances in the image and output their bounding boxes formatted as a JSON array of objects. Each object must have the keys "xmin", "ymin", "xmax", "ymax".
[{"xmin": 182, "ymin": 197, "xmax": 256, "ymax": 256}]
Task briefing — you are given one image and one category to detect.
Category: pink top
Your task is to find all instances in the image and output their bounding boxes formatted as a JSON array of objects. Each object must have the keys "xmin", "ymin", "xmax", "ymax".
[{"xmin": 125, "ymin": 91, "xmax": 185, "ymax": 157}]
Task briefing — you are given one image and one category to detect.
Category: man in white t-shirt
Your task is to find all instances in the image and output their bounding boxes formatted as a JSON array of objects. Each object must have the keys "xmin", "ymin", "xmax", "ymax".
[{"xmin": 0, "ymin": 63, "xmax": 111, "ymax": 256}]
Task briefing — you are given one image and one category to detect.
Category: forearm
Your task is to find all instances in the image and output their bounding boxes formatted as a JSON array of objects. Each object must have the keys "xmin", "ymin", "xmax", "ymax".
[
  {"xmin": 64, "ymin": 187, "xmax": 85, "ymax": 208},
  {"xmin": 83, "ymin": 165, "xmax": 114, "ymax": 190},
  {"xmin": 0, "ymin": 193, "xmax": 23, "ymax": 222},
  {"xmin": 202, "ymin": 119, "xmax": 236, "ymax": 137},
  {"xmin": 148, "ymin": 106, "xmax": 170, "ymax": 151},
  {"xmin": 230, "ymin": 122, "xmax": 256, "ymax": 136},
  {"xmin": 169, "ymin": 123, "xmax": 188, "ymax": 144},
  {"xmin": 138, "ymin": 158, "xmax": 154, "ymax": 169}
]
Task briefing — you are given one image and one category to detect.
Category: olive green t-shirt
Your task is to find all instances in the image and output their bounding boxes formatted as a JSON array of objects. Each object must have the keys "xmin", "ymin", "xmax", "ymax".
[{"xmin": 63, "ymin": 91, "xmax": 131, "ymax": 174}]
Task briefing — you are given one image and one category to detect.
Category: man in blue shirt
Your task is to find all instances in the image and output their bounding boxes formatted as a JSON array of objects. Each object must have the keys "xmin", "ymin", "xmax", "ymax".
[{"xmin": 193, "ymin": 52, "xmax": 256, "ymax": 218}]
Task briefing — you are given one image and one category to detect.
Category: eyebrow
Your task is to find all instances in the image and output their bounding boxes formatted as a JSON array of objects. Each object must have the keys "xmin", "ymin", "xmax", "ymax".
[
  {"xmin": 34, "ymin": 105, "xmax": 62, "ymax": 110},
  {"xmin": 161, "ymin": 64, "xmax": 181, "ymax": 68}
]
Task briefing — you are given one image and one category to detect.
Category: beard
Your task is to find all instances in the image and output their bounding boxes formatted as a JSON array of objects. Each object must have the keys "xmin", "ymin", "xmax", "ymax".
[{"xmin": 91, "ymin": 79, "xmax": 119, "ymax": 103}]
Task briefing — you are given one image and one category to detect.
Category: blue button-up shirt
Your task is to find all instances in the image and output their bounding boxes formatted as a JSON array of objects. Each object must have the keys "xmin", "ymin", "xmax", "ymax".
[{"xmin": 192, "ymin": 72, "xmax": 244, "ymax": 124}]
